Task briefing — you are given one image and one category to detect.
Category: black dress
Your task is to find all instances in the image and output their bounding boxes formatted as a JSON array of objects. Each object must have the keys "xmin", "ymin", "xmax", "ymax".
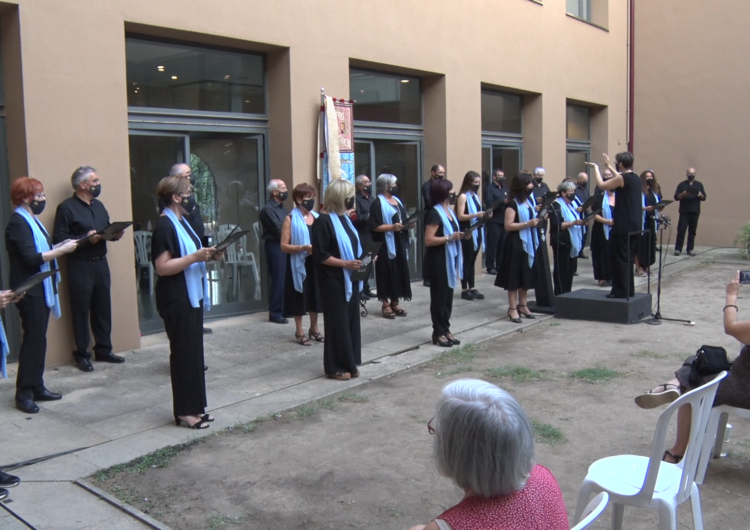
[
  {"xmin": 312, "ymin": 214, "xmax": 361, "ymax": 376},
  {"xmin": 611, "ymin": 171, "xmax": 643, "ymax": 298},
  {"xmin": 424, "ymin": 209, "xmax": 459, "ymax": 337},
  {"xmin": 590, "ymin": 194, "xmax": 614, "ymax": 282},
  {"xmin": 548, "ymin": 201, "xmax": 577, "ymax": 296},
  {"xmin": 637, "ymin": 190, "xmax": 657, "ymax": 269},
  {"xmin": 151, "ymin": 215, "xmax": 207, "ymax": 418},
  {"xmin": 369, "ymin": 197, "xmax": 412, "ymax": 302},
  {"xmin": 459, "ymin": 193, "xmax": 483, "ymax": 290},
  {"xmin": 283, "ymin": 222, "xmax": 323, "ymax": 317},
  {"xmin": 495, "ymin": 201, "xmax": 537, "ymax": 291}
]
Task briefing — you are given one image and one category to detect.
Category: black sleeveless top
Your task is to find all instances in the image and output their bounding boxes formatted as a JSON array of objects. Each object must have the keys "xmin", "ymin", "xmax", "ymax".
[{"xmin": 613, "ymin": 171, "xmax": 643, "ymax": 234}]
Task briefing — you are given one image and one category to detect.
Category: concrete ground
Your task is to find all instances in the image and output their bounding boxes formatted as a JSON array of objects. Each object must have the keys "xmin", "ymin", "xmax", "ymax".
[{"xmin": 0, "ymin": 245, "xmax": 742, "ymax": 529}]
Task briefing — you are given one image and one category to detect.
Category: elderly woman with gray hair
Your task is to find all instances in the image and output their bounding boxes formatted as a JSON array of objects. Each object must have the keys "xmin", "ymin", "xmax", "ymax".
[
  {"xmin": 369, "ymin": 173, "xmax": 412, "ymax": 319},
  {"xmin": 409, "ymin": 379, "xmax": 568, "ymax": 530},
  {"xmin": 548, "ymin": 180, "xmax": 588, "ymax": 296}
]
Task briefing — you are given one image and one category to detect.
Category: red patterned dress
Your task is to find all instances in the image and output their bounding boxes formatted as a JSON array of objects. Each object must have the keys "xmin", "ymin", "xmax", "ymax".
[{"xmin": 436, "ymin": 465, "xmax": 569, "ymax": 530}]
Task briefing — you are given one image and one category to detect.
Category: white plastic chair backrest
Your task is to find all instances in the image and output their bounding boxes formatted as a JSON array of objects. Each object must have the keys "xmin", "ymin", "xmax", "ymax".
[
  {"xmin": 133, "ymin": 231, "xmax": 152, "ymax": 265},
  {"xmin": 571, "ymin": 492, "xmax": 608, "ymax": 530},
  {"xmin": 253, "ymin": 222, "xmax": 260, "ymax": 246},
  {"xmin": 639, "ymin": 371, "xmax": 727, "ymax": 505},
  {"xmin": 217, "ymin": 225, "xmax": 246, "ymax": 263}
]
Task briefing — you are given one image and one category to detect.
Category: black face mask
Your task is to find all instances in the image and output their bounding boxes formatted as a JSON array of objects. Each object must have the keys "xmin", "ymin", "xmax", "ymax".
[
  {"xmin": 388, "ymin": 185, "xmax": 398, "ymax": 196},
  {"xmin": 534, "ymin": 177, "xmax": 543, "ymax": 184},
  {"xmin": 449, "ymin": 192, "xmax": 457, "ymax": 205},
  {"xmin": 30, "ymin": 199, "xmax": 46, "ymax": 215},
  {"xmin": 526, "ymin": 188, "xmax": 534, "ymax": 197},
  {"xmin": 471, "ymin": 184, "xmax": 480, "ymax": 193},
  {"xmin": 345, "ymin": 197, "xmax": 355, "ymax": 209},
  {"xmin": 567, "ymin": 193, "xmax": 577, "ymax": 201},
  {"xmin": 435, "ymin": 174, "xmax": 444, "ymax": 180},
  {"xmin": 88, "ymin": 184, "xmax": 102, "ymax": 198},
  {"xmin": 181, "ymin": 195, "xmax": 197, "ymax": 213},
  {"xmin": 363, "ymin": 185, "xmax": 372, "ymax": 195},
  {"xmin": 277, "ymin": 191, "xmax": 289, "ymax": 202},
  {"xmin": 188, "ymin": 175, "xmax": 196, "ymax": 187},
  {"xmin": 301, "ymin": 198, "xmax": 315, "ymax": 212},
  {"xmin": 687, "ymin": 174, "xmax": 696, "ymax": 182}
]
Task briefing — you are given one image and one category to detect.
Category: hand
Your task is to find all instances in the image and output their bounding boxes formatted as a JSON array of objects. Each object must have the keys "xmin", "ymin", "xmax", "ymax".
[
  {"xmin": 57, "ymin": 239, "xmax": 78, "ymax": 254},
  {"xmin": 528, "ymin": 218, "xmax": 540, "ymax": 228},
  {"xmin": 110, "ymin": 230, "xmax": 126, "ymax": 241},
  {"xmin": 475, "ymin": 211, "xmax": 485, "ymax": 218},
  {"xmin": 462, "ymin": 231, "xmax": 472, "ymax": 240},
  {"xmin": 644, "ymin": 205, "xmax": 656, "ymax": 212},
  {"xmin": 534, "ymin": 204, "xmax": 542, "ymax": 212},
  {"xmin": 0, "ymin": 290, "xmax": 15, "ymax": 309},
  {"xmin": 608, "ymin": 219, "xmax": 615, "ymax": 226},
  {"xmin": 576, "ymin": 207, "xmax": 583, "ymax": 213},
  {"xmin": 603, "ymin": 153, "xmax": 610, "ymax": 165},
  {"xmin": 86, "ymin": 229, "xmax": 104, "ymax": 244},
  {"xmin": 727, "ymin": 272, "xmax": 741, "ymax": 299},
  {"xmin": 584, "ymin": 161, "xmax": 597, "ymax": 168},
  {"xmin": 575, "ymin": 219, "xmax": 585, "ymax": 226},
  {"xmin": 344, "ymin": 259, "xmax": 362, "ymax": 270},
  {"xmin": 192, "ymin": 247, "xmax": 215, "ymax": 263},
  {"xmin": 393, "ymin": 223, "xmax": 404, "ymax": 232},
  {"xmin": 697, "ymin": 192, "xmax": 704, "ymax": 199},
  {"xmin": 405, "ymin": 222, "xmax": 416, "ymax": 230},
  {"xmin": 346, "ymin": 208, "xmax": 356, "ymax": 218},
  {"xmin": 211, "ymin": 250, "xmax": 225, "ymax": 261},
  {"xmin": 304, "ymin": 244, "xmax": 313, "ymax": 253}
]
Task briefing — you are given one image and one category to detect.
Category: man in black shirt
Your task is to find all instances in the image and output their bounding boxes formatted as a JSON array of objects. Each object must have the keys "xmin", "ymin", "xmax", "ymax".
[
  {"xmin": 353, "ymin": 174, "xmax": 376, "ymax": 299},
  {"xmin": 421, "ymin": 164, "xmax": 445, "ymax": 286},
  {"xmin": 673, "ymin": 167, "xmax": 706, "ymax": 256},
  {"xmin": 589, "ymin": 152, "xmax": 642, "ymax": 299},
  {"xmin": 259, "ymin": 179, "xmax": 289, "ymax": 324},
  {"xmin": 53, "ymin": 166, "xmax": 125, "ymax": 372},
  {"xmin": 532, "ymin": 167, "xmax": 551, "ymax": 205},
  {"xmin": 483, "ymin": 169, "xmax": 508, "ymax": 275}
]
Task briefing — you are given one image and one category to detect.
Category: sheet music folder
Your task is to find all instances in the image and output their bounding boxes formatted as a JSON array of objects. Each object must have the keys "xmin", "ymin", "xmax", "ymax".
[
  {"xmin": 12, "ymin": 269, "xmax": 59, "ymax": 295},
  {"xmin": 351, "ymin": 242, "xmax": 382, "ymax": 282},
  {"xmin": 213, "ymin": 227, "xmax": 250, "ymax": 253},
  {"xmin": 75, "ymin": 222, "xmax": 133, "ymax": 244}
]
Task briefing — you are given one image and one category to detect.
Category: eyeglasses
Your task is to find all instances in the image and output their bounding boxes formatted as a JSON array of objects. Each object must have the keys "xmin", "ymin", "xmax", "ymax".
[{"xmin": 427, "ymin": 417, "xmax": 435, "ymax": 435}]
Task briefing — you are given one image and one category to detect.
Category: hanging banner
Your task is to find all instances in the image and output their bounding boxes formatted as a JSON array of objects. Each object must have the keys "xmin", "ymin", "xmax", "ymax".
[{"xmin": 320, "ymin": 94, "xmax": 355, "ymax": 196}]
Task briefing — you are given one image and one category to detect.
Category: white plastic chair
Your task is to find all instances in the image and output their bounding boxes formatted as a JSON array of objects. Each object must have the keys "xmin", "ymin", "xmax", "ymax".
[
  {"xmin": 695, "ymin": 404, "xmax": 750, "ymax": 484},
  {"xmin": 133, "ymin": 231, "xmax": 154, "ymax": 295},
  {"xmin": 571, "ymin": 492, "xmax": 609, "ymax": 530},
  {"xmin": 217, "ymin": 225, "xmax": 261, "ymax": 301},
  {"xmin": 573, "ymin": 372, "xmax": 727, "ymax": 530}
]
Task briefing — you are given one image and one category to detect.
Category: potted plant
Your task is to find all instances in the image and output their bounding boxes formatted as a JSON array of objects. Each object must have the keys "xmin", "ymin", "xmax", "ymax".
[{"xmin": 735, "ymin": 222, "xmax": 750, "ymax": 259}]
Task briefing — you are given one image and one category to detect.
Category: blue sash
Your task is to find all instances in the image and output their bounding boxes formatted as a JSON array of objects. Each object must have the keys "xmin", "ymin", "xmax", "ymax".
[
  {"xmin": 163, "ymin": 208, "xmax": 209, "ymax": 310},
  {"xmin": 290, "ymin": 208, "xmax": 318, "ymax": 293},
  {"xmin": 378, "ymin": 195, "xmax": 405, "ymax": 260},
  {"xmin": 0, "ymin": 317, "xmax": 9, "ymax": 378},
  {"xmin": 601, "ymin": 192, "xmax": 613, "ymax": 240},
  {"xmin": 555, "ymin": 198, "xmax": 583, "ymax": 258},
  {"xmin": 515, "ymin": 199, "xmax": 539, "ymax": 268},
  {"xmin": 466, "ymin": 192, "xmax": 485, "ymax": 252},
  {"xmin": 329, "ymin": 214, "xmax": 363, "ymax": 302},
  {"xmin": 14, "ymin": 207, "xmax": 61, "ymax": 319},
  {"xmin": 434, "ymin": 204, "xmax": 463, "ymax": 289}
]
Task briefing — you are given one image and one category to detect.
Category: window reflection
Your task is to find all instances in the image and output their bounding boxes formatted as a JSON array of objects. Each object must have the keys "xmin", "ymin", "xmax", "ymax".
[
  {"xmin": 566, "ymin": 105, "xmax": 591, "ymax": 140},
  {"xmin": 481, "ymin": 91, "xmax": 522, "ymax": 134},
  {"xmin": 349, "ymin": 69, "xmax": 421, "ymax": 125}
]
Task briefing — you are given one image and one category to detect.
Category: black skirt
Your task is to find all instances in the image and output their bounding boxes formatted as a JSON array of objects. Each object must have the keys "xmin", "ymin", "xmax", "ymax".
[
  {"xmin": 495, "ymin": 203, "xmax": 537, "ymax": 291},
  {"xmin": 284, "ymin": 254, "xmax": 323, "ymax": 317}
]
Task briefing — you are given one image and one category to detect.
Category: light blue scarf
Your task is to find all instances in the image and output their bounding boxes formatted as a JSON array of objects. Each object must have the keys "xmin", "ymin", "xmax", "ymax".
[
  {"xmin": 434, "ymin": 204, "xmax": 463, "ymax": 289},
  {"xmin": 290, "ymin": 207, "xmax": 318, "ymax": 293},
  {"xmin": 378, "ymin": 195, "xmax": 405, "ymax": 260},
  {"xmin": 1, "ymin": 317, "xmax": 9, "ymax": 378},
  {"xmin": 601, "ymin": 192, "xmax": 613, "ymax": 240},
  {"xmin": 555, "ymin": 198, "xmax": 583, "ymax": 258},
  {"xmin": 329, "ymin": 213, "xmax": 363, "ymax": 302},
  {"xmin": 515, "ymin": 198, "xmax": 539, "ymax": 268},
  {"xmin": 14, "ymin": 207, "xmax": 61, "ymax": 319},
  {"xmin": 163, "ymin": 208, "xmax": 210, "ymax": 310},
  {"xmin": 466, "ymin": 192, "xmax": 485, "ymax": 252}
]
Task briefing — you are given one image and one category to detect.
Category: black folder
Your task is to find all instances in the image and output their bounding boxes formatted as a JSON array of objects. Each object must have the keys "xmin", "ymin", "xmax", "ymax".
[
  {"xmin": 213, "ymin": 226, "xmax": 250, "ymax": 253},
  {"xmin": 76, "ymin": 222, "xmax": 133, "ymax": 243},
  {"xmin": 654, "ymin": 200, "xmax": 674, "ymax": 208},
  {"xmin": 581, "ymin": 209, "xmax": 603, "ymax": 223},
  {"xmin": 580, "ymin": 195, "xmax": 599, "ymax": 212},
  {"xmin": 463, "ymin": 216, "xmax": 490, "ymax": 234},
  {"xmin": 12, "ymin": 269, "xmax": 59, "ymax": 295},
  {"xmin": 352, "ymin": 242, "xmax": 382, "ymax": 282},
  {"xmin": 402, "ymin": 209, "xmax": 425, "ymax": 227}
]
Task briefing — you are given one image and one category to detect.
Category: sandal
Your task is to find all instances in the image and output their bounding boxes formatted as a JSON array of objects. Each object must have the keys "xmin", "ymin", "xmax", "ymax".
[
  {"xmin": 175, "ymin": 416, "xmax": 210, "ymax": 429},
  {"xmin": 295, "ymin": 333, "xmax": 311, "ymax": 346},
  {"xmin": 328, "ymin": 372, "xmax": 351, "ymax": 381},
  {"xmin": 662, "ymin": 449, "xmax": 683, "ymax": 464},
  {"xmin": 201, "ymin": 414, "xmax": 215, "ymax": 423},
  {"xmin": 518, "ymin": 304, "xmax": 536, "ymax": 319},
  {"xmin": 391, "ymin": 305, "xmax": 408, "ymax": 317},
  {"xmin": 308, "ymin": 329, "xmax": 324, "ymax": 342},
  {"xmin": 634, "ymin": 383, "xmax": 680, "ymax": 409},
  {"xmin": 507, "ymin": 307, "xmax": 522, "ymax": 324},
  {"xmin": 382, "ymin": 305, "xmax": 396, "ymax": 319},
  {"xmin": 350, "ymin": 370, "xmax": 360, "ymax": 378}
]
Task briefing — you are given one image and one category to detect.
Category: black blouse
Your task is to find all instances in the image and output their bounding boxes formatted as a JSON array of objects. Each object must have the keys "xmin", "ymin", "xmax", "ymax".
[
  {"xmin": 459, "ymin": 193, "xmax": 482, "ymax": 231},
  {"xmin": 369, "ymin": 197, "xmax": 409, "ymax": 247},
  {"xmin": 313, "ymin": 213, "xmax": 359, "ymax": 281},
  {"xmin": 613, "ymin": 172, "xmax": 643, "ymax": 234},
  {"xmin": 151, "ymin": 215, "xmax": 201, "ymax": 311},
  {"xmin": 5, "ymin": 213, "xmax": 49, "ymax": 297}
]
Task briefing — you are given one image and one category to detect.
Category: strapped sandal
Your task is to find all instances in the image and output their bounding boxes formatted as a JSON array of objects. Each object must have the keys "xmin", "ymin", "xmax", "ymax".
[
  {"xmin": 201, "ymin": 414, "xmax": 215, "ymax": 423},
  {"xmin": 634, "ymin": 383, "xmax": 680, "ymax": 409},
  {"xmin": 308, "ymin": 329, "xmax": 325, "ymax": 342},
  {"xmin": 662, "ymin": 449, "xmax": 683, "ymax": 464},
  {"xmin": 391, "ymin": 305, "xmax": 408, "ymax": 317},
  {"xmin": 295, "ymin": 333, "xmax": 311, "ymax": 346},
  {"xmin": 382, "ymin": 305, "xmax": 396, "ymax": 319},
  {"xmin": 175, "ymin": 416, "xmax": 210, "ymax": 430},
  {"xmin": 517, "ymin": 304, "xmax": 536, "ymax": 319}
]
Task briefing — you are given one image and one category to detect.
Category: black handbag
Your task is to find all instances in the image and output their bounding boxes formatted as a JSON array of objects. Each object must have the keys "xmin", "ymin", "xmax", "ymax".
[{"xmin": 688, "ymin": 345, "xmax": 732, "ymax": 387}]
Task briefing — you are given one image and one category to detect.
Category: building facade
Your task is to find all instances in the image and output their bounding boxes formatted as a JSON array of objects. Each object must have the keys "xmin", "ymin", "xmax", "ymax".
[{"xmin": 0, "ymin": 0, "xmax": 629, "ymax": 365}]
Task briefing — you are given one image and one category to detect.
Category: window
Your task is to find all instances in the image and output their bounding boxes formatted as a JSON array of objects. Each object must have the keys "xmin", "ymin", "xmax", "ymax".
[
  {"xmin": 349, "ymin": 69, "xmax": 421, "ymax": 125},
  {"xmin": 566, "ymin": 104, "xmax": 591, "ymax": 179},
  {"xmin": 481, "ymin": 91, "xmax": 522, "ymax": 134},
  {"xmin": 567, "ymin": 104, "xmax": 590, "ymax": 141},
  {"xmin": 126, "ymin": 36, "xmax": 265, "ymax": 114},
  {"xmin": 567, "ymin": 0, "xmax": 608, "ymax": 28},
  {"xmin": 567, "ymin": 0, "xmax": 590, "ymax": 21}
]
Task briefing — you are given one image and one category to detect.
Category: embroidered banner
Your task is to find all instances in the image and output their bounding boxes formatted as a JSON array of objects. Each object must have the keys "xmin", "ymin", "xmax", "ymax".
[{"xmin": 320, "ymin": 95, "xmax": 355, "ymax": 196}]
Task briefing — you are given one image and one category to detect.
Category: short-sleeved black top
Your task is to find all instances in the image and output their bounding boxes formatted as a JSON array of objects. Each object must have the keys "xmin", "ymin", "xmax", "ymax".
[
  {"xmin": 5, "ymin": 213, "xmax": 48, "ymax": 297},
  {"xmin": 674, "ymin": 180, "xmax": 706, "ymax": 214},
  {"xmin": 613, "ymin": 171, "xmax": 643, "ymax": 234},
  {"xmin": 151, "ymin": 215, "xmax": 201, "ymax": 311},
  {"xmin": 424, "ymin": 207, "xmax": 459, "ymax": 260},
  {"xmin": 52, "ymin": 195, "xmax": 110, "ymax": 259},
  {"xmin": 312, "ymin": 213, "xmax": 359, "ymax": 282}
]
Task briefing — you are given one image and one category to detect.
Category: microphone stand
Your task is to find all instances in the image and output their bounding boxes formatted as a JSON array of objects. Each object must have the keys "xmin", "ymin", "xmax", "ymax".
[{"xmin": 644, "ymin": 216, "xmax": 695, "ymax": 325}]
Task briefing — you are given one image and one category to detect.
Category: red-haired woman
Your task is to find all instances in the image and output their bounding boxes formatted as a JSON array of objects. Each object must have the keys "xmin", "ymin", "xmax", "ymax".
[{"xmin": 5, "ymin": 177, "xmax": 78, "ymax": 414}]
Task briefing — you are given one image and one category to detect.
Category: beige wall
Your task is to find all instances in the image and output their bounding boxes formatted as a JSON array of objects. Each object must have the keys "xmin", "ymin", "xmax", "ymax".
[
  {"xmin": 1, "ymin": 0, "xmax": 628, "ymax": 365},
  {"xmin": 635, "ymin": 2, "xmax": 750, "ymax": 247}
]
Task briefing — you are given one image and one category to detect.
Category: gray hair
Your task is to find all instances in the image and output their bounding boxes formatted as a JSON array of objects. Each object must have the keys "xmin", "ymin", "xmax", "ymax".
[
  {"xmin": 375, "ymin": 173, "xmax": 397, "ymax": 195},
  {"xmin": 354, "ymin": 174, "xmax": 369, "ymax": 188},
  {"xmin": 557, "ymin": 180, "xmax": 576, "ymax": 194},
  {"xmin": 433, "ymin": 379, "xmax": 535, "ymax": 498},
  {"xmin": 266, "ymin": 179, "xmax": 284, "ymax": 195},
  {"xmin": 169, "ymin": 163, "xmax": 190, "ymax": 177},
  {"xmin": 533, "ymin": 167, "xmax": 545, "ymax": 176},
  {"xmin": 71, "ymin": 166, "xmax": 97, "ymax": 190}
]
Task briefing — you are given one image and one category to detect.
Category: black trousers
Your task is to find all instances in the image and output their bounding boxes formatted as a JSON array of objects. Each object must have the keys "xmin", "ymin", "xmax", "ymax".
[
  {"xmin": 460, "ymin": 237, "xmax": 481, "ymax": 290},
  {"xmin": 15, "ymin": 296, "xmax": 51, "ymax": 401},
  {"xmin": 675, "ymin": 212, "xmax": 700, "ymax": 253},
  {"xmin": 485, "ymin": 222, "xmax": 504, "ymax": 271},
  {"xmin": 552, "ymin": 250, "xmax": 577, "ymax": 295},
  {"xmin": 159, "ymin": 298, "xmax": 207, "ymax": 417},
  {"xmin": 611, "ymin": 233, "xmax": 639, "ymax": 298},
  {"xmin": 67, "ymin": 258, "xmax": 112, "ymax": 361},
  {"xmin": 429, "ymin": 268, "xmax": 454, "ymax": 337},
  {"xmin": 320, "ymin": 274, "xmax": 361, "ymax": 375},
  {"xmin": 265, "ymin": 240, "xmax": 286, "ymax": 320}
]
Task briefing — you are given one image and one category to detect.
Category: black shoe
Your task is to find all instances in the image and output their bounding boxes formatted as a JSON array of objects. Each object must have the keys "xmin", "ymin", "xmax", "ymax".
[
  {"xmin": 432, "ymin": 334, "xmax": 452, "ymax": 347},
  {"xmin": 0, "ymin": 471, "xmax": 20, "ymax": 488},
  {"xmin": 16, "ymin": 399, "xmax": 39, "ymax": 414},
  {"xmin": 360, "ymin": 291, "xmax": 371, "ymax": 301},
  {"xmin": 363, "ymin": 289, "xmax": 376, "ymax": 298},
  {"xmin": 687, "ymin": 250, "xmax": 696, "ymax": 256},
  {"xmin": 203, "ymin": 327, "xmax": 213, "ymax": 334},
  {"xmin": 461, "ymin": 290, "xmax": 477, "ymax": 301},
  {"xmin": 95, "ymin": 352, "xmax": 125, "ymax": 364},
  {"xmin": 470, "ymin": 289, "xmax": 485, "ymax": 300},
  {"xmin": 423, "ymin": 279, "xmax": 431, "ymax": 287},
  {"xmin": 674, "ymin": 250, "xmax": 681, "ymax": 256},
  {"xmin": 75, "ymin": 359, "xmax": 94, "ymax": 372},
  {"xmin": 578, "ymin": 253, "xmax": 589, "ymax": 259},
  {"xmin": 269, "ymin": 317, "xmax": 289, "ymax": 324},
  {"xmin": 445, "ymin": 333, "xmax": 461, "ymax": 345},
  {"xmin": 606, "ymin": 293, "xmax": 621, "ymax": 299},
  {"xmin": 34, "ymin": 389, "xmax": 62, "ymax": 401},
  {"xmin": 487, "ymin": 268, "xmax": 497, "ymax": 275},
  {"xmin": 517, "ymin": 304, "xmax": 537, "ymax": 319},
  {"xmin": 507, "ymin": 308, "xmax": 523, "ymax": 324},
  {"xmin": 0, "ymin": 488, "xmax": 7, "ymax": 501}
]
